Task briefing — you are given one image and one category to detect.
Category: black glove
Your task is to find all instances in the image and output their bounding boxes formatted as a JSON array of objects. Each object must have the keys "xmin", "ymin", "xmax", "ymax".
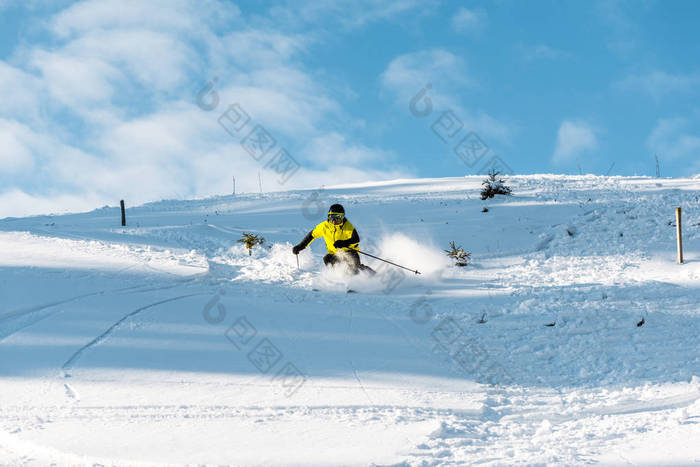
[
  {"xmin": 333, "ymin": 239, "xmax": 348, "ymax": 249},
  {"xmin": 292, "ymin": 244, "xmax": 303, "ymax": 255}
]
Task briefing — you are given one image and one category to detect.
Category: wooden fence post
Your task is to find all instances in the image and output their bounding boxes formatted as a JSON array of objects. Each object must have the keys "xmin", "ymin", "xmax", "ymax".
[
  {"xmin": 120, "ymin": 200, "xmax": 126, "ymax": 227},
  {"xmin": 676, "ymin": 207, "xmax": 683, "ymax": 264}
]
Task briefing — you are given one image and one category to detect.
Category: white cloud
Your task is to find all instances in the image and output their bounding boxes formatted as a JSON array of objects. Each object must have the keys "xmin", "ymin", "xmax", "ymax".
[
  {"xmin": 380, "ymin": 49, "xmax": 471, "ymax": 103},
  {"xmin": 30, "ymin": 50, "xmax": 120, "ymax": 108},
  {"xmin": 0, "ymin": 188, "xmax": 105, "ymax": 219},
  {"xmin": 303, "ymin": 132, "xmax": 394, "ymax": 166},
  {"xmin": 223, "ymin": 30, "xmax": 309, "ymax": 66},
  {"xmin": 0, "ymin": 62, "xmax": 41, "ymax": 121},
  {"xmin": 267, "ymin": 0, "xmax": 439, "ymax": 31},
  {"xmin": 209, "ymin": 86, "xmax": 328, "ymax": 139},
  {"xmin": 646, "ymin": 118, "xmax": 700, "ymax": 171},
  {"xmin": 596, "ymin": 0, "xmax": 649, "ymax": 57},
  {"xmin": 380, "ymin": 49, "xmax": 513, "ymax": 144},
  {"xmin": 23, "ymin": 13, "xmax": 208, "ymax": 118},
  {"xmin": 451, "ymin": 7, "xmax": 487, "ymax": 35},
  {"xmin": 0, "ymin": 119, "xmax": 36, "ymax": 173},
  {"xmin": 0, "ymin": 118, "xmax": 116, "ymax": 200},
  {"xmin": 68, "ymin": 29, "xmax": 196, "ymax": 89},
  {"xmin": 463, "ymin": 112, "xmax": 513, "ymax": 144},
  {"xmin": 0, "ymin": 0, "xmax": 416, "ymax": 217},
  {"xmin": 50, "ymin": 0, "xmax": 238, "ymax": 38},
  {"xmin": 616, "ymin": 71, "xmax": 700, "ymax": 101},
  {"xmin": 552, "ymin": 120, "xmax": 598, "ymax": 164}
]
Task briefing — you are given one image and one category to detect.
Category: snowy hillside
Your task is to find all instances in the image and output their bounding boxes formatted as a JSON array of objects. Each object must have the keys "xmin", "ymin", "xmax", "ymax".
[{"xmin": 1, "ymin": 175, "xmax": 699, "ymax": 465}]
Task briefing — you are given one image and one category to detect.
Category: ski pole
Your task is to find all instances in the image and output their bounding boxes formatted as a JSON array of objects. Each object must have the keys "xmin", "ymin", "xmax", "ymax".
[
  {"xmin": 296, "ymin": 254, "xmax": 299, "ymax": 270},
  {"xmin": 357, "ymin": 250, "xmax": 421, "ymax": 275}
]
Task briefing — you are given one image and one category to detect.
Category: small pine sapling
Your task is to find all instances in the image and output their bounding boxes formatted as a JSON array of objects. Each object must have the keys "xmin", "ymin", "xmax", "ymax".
[
  {"xmin": 238, "ymin": 232, "xmax": 265, "ymax": 256},
  {"xmin": 480, "ymin": 170, "xmax": 512, "ymax": 200},
  {"xmin": 445, "ymin": 241, "xmax": 471, "ymax": 267}
]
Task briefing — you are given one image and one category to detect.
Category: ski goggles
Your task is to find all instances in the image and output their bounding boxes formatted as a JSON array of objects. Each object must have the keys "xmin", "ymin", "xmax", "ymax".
[{"xmin": 327, "ymin": 212, "xmax": 345, "ymax": 223}]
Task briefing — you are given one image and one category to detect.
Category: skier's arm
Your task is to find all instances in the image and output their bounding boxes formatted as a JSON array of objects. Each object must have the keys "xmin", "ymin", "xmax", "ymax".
[
  {"xmin": 333, "ymin": 228, "xmax": 359, "ymax": 249},
  {"xmin": 292, "ymin": 227, "xmax": 318, "ymax": 254},
  {"xmin": 297, "ymin": 231, "xmax": 314, "ymax": 249}
]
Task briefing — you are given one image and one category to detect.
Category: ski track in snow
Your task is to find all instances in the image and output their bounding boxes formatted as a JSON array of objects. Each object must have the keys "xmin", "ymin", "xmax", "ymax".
[
  {"xmin": 0, "ymin": 175, "xmax": 699, "ymax": 465},
  {"xmin": 60, "ymin": 292, "xmax": 207, "ymax": 375}
]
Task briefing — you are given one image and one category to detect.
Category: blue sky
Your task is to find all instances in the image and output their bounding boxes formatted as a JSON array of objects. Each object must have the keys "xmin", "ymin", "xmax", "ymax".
[{"xmin": 1, "ymin": 0, "xmax": 699, "ymax": 217}]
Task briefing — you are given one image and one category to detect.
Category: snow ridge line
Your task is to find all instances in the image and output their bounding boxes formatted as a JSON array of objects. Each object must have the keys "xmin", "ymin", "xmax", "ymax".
[{"xmin": 61, "ymin": 292, "xmax": 205, "ymax": 373}]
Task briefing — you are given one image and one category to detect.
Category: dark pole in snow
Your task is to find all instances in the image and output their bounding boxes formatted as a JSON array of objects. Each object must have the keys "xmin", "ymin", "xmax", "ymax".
[
  {"xmin": 120, "ymin": 200, "xmax": 126, "ymax": 226},
  {"xmin": 676, "ymin": 207, "xmax": 683, "ymax": 264}
]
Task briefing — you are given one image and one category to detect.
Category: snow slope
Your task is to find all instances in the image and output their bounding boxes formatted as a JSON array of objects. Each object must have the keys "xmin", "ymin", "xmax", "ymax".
[{"xmin": 1, "ymin": 175, "xmax": 699, "ymax": 465}]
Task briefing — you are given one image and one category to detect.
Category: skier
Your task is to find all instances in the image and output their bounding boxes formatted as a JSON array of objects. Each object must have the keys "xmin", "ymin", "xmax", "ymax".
[{"xmin": 292, "ymin": 204, "xmax": 373, "ymax": 275}]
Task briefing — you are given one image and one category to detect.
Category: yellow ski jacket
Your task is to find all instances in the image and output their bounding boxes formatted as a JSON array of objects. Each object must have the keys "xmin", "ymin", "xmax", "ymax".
[{"xmin": 299, "ymin": 219, "xmax": 360, "ymax": 254}]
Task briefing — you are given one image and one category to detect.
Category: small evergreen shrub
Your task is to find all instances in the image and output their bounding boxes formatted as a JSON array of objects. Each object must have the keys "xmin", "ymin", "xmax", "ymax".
[
  {"xmin": 480, "ymin": 170, "xmax": 512, "ymax": 200},
  {"xmin": 238, "ymin": 232, "xmax": 265, "ymax": 256},
  {"xmin": 444, "ymin": 241, "xmax": 471, "ymax": 267}
]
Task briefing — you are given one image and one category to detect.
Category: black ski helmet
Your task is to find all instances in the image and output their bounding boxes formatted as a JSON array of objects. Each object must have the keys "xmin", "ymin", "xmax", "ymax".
[{"xmin": 328, "ymin": 204, "xmax": 345, "ymax": 214}]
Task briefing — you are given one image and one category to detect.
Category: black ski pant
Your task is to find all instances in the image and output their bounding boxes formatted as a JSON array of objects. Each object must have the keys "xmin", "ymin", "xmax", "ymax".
[{"xmin": 323, "ymin": 249, "xmax": 361, "ymax": 274}]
